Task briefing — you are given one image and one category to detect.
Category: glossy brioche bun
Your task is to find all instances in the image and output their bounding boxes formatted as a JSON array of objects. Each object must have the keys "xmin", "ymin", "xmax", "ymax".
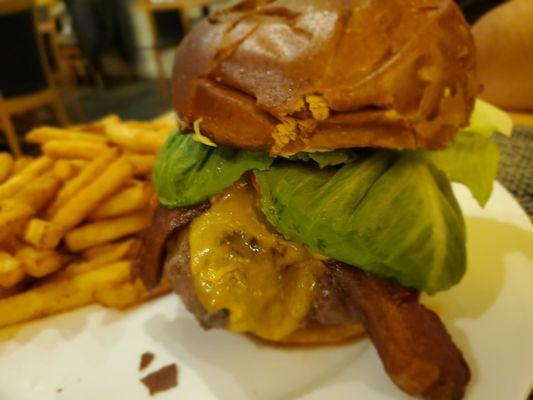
[{"xmin": 172, "ymin": 0, "xmax": 477, "ymax": 155}]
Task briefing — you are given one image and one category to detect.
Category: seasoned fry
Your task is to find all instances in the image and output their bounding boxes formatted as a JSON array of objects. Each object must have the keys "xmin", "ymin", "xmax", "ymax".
[
  {"xmin": 94, "ymin": 278, "xmax": 170, "ymax": 309},
  {"xmin": 0, "ymin": 157, "xmax": 53, "ymax": 201},
  {"xmin": 84, "ymin": 114, "xmax": 121, "ymax": 134},
  {"xmin": 0, "ymin": 116, "xmax": 169, "ymax": 329},
  {"xmin": 125, "ymin": 120, "xmax": 174, "ymax": 132},
  {"xmin": 0, "ymin": 153, "xmax": 14, "ymax": 184},
  {"xmin": 127, "ymin": 154, "xmax": 155, "ymax": 177},
  {"xmin": 0, "ymin": 261, "xmax": 131, "ymax": 328},
  {"xmin": 54, "ymin": 156, "xmax": 134, "ymax": 226},
  {"xmin": 0, "ymin": 252, "xmax": 25, "ymax": 289},
  {"xmin": 45, "ymin": 149, "xmax": 119, "ymax": 218},
  {"xmin": 89, "ymin": 182, "xmax": 152, "ymax": 220},
  {"xmin": 0, "ymin": 201, "xmax": 35, "ymax": 228},
  {"xmin": 26, "ymin": 127, "xmax": 107, "ymax": 144},
  {"xmin": 13, "ymin": 157, "xmax": 33, "ymax": 174},
  {"xmin": 0, "ymin": 201, "xmax": 35, "ymax": 246},
  {"xmin": 68, "ymin": 159, "xmax": 88, "ymax": 170},
  {"xmin": 34, "ymin": 239, "xmax": 139, "ymax": 283},
  {"xmin": 23, "ymin": 219, "xmax": 62, "ymax": 249},
  {"xmin": 53, "ymin": 242, "xmax": 137, "ymax": 281},
  {"xmin": 54, "ymin": 258, "xmax": 117, "ymax": 280},
  {"xmin": 0, "ymin": 285, "xmax": 21, "ymax": 299},
  {"xmin": 28, "ymin": 157, "xmax": 134, "ymax": 249},
  {"xmin": 65, "ymin": 211, "xmax": 151, "ymax": 252},
  {"xmin": 52, "ymin": 160, "xmax": 78, "ymax": 181},
  {"xmin": 16, "ymin": 247, "xmax": 62, "ymax": 278},
  {"xmin": 43, "ymin": 140, "xmax": 110, "ymax": 160},
  {"xmin": 105, "ymin": 122, "xmax": 169, "ymax": 154},
  {"xmin": 12, "ymin": 173, "xmax": 60, "ymax": 213},
  {"xmin": 81, "ymin": 238, "xmax": 141, "ymax": 261}
]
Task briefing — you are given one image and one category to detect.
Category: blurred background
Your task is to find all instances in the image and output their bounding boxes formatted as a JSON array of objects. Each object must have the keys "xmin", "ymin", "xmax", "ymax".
[
  {"xmin": 0, "ymin": 0, "xmax": 231, "ymax": 150},
  {"xmin": 0, "ymin": 0, "xmax": 531, "ymax": 215}
]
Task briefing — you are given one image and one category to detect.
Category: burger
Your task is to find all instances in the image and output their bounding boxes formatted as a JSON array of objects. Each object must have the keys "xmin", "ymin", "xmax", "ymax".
[{"xmin": 134, "ymin": 1, "xmax": 511, "ymax": 399}]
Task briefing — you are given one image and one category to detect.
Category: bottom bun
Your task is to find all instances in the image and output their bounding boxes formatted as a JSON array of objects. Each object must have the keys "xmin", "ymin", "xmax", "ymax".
[{"xmin": 277, "ymin": 324, "xmax": 365, "ymax": 345}]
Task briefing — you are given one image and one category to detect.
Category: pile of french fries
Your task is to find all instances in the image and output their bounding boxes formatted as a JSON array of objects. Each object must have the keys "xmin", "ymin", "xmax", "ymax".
[{"xmin": 0, "ymin": 115, "xmax": 174, "ymax": 330}]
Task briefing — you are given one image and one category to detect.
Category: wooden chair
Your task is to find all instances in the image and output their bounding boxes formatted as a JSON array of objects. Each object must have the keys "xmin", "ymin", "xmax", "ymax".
[
  {"xmin": 36, "ymin": 0, "xmax": 66, "ymax": 85},
  {"xmin": 141, "ymin": 0, "xmax": 214, "ymax": 96},
  {"xmin": 0, "ymin": 0, "xmax": 69, "ymax": 156},
  {"xmin": 36, "ymin": 0, "xmax": 87, "ymax": 120}
]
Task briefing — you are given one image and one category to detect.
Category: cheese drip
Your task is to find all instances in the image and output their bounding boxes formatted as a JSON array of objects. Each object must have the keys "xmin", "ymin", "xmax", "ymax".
[{"xmin": 189, "ymin": 182, "xmax": 326, "ymax": 340}]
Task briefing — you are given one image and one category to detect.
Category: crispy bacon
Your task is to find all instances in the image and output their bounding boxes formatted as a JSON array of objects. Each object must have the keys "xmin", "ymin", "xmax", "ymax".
[
  {"xmin": 133, "ymin": 203, "xmax": 209, "ymax": 289},
  {"xmin": 328, "ymin": 262, "xmax": 470, "ymax": 400}
]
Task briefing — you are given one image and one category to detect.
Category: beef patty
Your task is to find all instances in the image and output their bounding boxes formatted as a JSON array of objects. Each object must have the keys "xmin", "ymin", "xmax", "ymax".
[{"xmin": 164, "ymin": 227, "xmax": 361, "ymax": 331}]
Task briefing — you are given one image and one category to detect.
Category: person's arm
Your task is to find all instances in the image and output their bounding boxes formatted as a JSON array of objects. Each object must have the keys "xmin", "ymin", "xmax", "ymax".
[{"xmin": 472, "ymin": 0, "xmax": 533, "ymax": 111}]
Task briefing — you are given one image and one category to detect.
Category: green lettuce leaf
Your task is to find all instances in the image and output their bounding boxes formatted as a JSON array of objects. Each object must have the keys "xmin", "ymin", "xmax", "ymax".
[
  {"xmin": 423, "ymin": 130, "xmax": 499, "ymax": 207},
  {"xmin": 153, "ymin": 132, "xmax": 272, "ymax": 207},
  {"xmin": 467, "ymin": 98, "xmax": 512, "ymax": 137},
  {"xmin": 255, "ymin": 153, "xmax": 466, "ymax": 293},
  {"xmin": 287, "ymin": 150, "xmax": 356, "ymax": 168},
  {"xmin": 423, "ymin": 99, "xmax": 512, "ymax": 207}
]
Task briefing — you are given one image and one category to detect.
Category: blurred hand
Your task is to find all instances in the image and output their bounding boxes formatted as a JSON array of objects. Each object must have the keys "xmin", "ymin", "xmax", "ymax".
[{"xmin": 473, "ymin": 0, "xmax": 533, "ymax": 111}]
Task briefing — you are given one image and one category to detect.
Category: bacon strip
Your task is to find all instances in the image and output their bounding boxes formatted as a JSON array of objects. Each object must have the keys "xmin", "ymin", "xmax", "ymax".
[
  {"xmin": 328, "ymin": 263, "xmax": 470, "ymax": 400},
  {"xmin": 133, "ymin": 203, "xmax": 209, "ymax": 289}
]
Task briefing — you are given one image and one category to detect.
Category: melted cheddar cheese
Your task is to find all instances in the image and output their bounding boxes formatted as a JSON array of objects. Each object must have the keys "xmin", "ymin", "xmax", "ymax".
[{"xmin": 189, "ymin": 182, "xmax": 326, "ymax": 341}]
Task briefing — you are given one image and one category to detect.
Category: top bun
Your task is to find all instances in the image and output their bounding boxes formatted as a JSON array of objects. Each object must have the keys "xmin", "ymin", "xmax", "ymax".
[{"xmin": 172, "ymin": 0, "xmax": 477, "ymax": 155}]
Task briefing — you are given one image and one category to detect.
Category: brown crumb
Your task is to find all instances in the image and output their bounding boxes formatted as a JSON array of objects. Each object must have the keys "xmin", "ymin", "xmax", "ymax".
[
  {"xmin": 139, "ymin": 352, "xmax": 155, "ymax": 371},
  {"xmin": 140, "ymin": 364, "xmax": 178, "ymax": 396},
  {"xmin": 56, "ymin": 388, "xmax": 63, "ymax": 394}
]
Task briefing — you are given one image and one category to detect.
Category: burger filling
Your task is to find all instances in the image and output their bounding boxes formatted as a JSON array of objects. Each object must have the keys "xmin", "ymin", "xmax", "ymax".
[{"xmin": 188, "ymin": 182, "xmax": 325, "ymax": 340}]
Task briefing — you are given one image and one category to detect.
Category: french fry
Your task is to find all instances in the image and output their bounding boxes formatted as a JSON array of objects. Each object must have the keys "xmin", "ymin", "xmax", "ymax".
[
  {"xmin": 0, "ymin": 201, "xmax": 34, "ymax": 228},
  {"xmin": 43, "ymin": 140, "xmax": 110, "ymax": 160},
  {"xmin": 127, "ymin": 154, "xmax": 155, "ymax": 176},
  {"xmin": 26, "ymin": 127, "xmax": 107, "ymax": 144},
  {"xmin": 0, "ymin": 115, "xmax": 167, "ymax": 327},
  {"xmin": 0, "ymin": 252, "xmax": 25, "ymax": 289},
  {"xmin": 54, "ymin": 257, "xmax": 120, "ymax": 281},
  {"xmin": 65, "ymin": 211, "xmax": 151, "ymax": 252},
  {"xmin": 94, "ymin": 278, "xmax": 170, "ymax": 309},
  {"xmin": 0, "ymin": 285, "xmax": 21, "ymax": 299},
  {"xmin": 23, "ymin": 219, "xmax": 62, "ymax": 250},
  {"xmin": 11, "ymin": 173, "xmax": 60, "ymax": 213},
  {"xmin": 124, "ymin": 120, "xmax": 174, "ymax": 132},
  {"xmin": 16, "ymin": 247, "xmax": 62, "ymax": 278},
  {"xmin": 105, "ymin": 122, "xmax": 168, "ymax": 154},
  {"xmin": 13, "ymin": 157, "xmax": 33, "ymax": 174},
  {"xmin": 0, "ymin": 261, "xmax": 131, "ymax": 328},
  {"xmin": 0, "ymin": 201, "xmax": 35, "ymax": 246},
  {"xmin": 46, "ymin": 149, "xmax": 119, "ymax": 218},
  {"xmin": 84, "ymin": 114, "xmax": 121, "ymax": 134},
  {"xmin": 89, "ymin": 182, "xmax": 152, "ymax": 220},
  {"xmin": 55, "ymin": 156, "xmax": 134, "ymax": 227},
  {"xmin": 53, "ymin": 160, "xmax": 78, "ymax": 181},
  {"xmin": 81, "ymin": 238, "xmax": 140, "ymax": 261},
  {"xmin": 68, "ymin": 159, "xmax": 88, "ymax": 170},
  {"xmin": 0, "ymin": 153, "xmax": 14, "ymax": 184},
  {"xmin": 0, "ymin": 157, "xmax": 53, "ymax": 201},
  {"xmin": 53, "ymin": 242, "xmax": 137, "ymax": 281},
  {"xmin": 28, "ymin": 156, "xmax": 134, "ymax": 249}
]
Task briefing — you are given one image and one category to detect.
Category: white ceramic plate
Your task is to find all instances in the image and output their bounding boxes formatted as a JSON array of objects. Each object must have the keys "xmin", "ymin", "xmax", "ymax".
[{"xmin": 0, "ymin": 183, "xmax": 532, "ymax": 400}]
